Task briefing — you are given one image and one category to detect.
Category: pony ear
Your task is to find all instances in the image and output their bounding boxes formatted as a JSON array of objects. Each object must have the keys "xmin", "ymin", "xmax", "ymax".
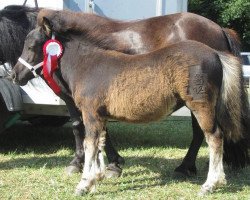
[{"xmin": 42, "ymin": 17, "xmax": 52, "ymax": 37}]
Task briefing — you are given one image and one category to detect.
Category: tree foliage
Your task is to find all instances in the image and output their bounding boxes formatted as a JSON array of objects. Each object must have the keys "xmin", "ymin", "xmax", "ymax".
[{"xmin": 189, "ymin": 0, "xmax": 250, "ymax": 51}]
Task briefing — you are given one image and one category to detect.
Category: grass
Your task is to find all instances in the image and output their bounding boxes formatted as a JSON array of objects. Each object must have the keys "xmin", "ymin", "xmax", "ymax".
[{"xmin": 0, "ymin": 116, "xmax": 249, "ymax": 200}]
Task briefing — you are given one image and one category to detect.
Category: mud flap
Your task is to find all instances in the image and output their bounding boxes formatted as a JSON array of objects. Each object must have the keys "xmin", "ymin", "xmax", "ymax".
[
  {"xmin": 0, "ymin": 78, "xmax": 23, "ymax": 133},
  {"xmin": 0, "ymin": 78, "xmax": 23, "ymax": 111},
  {"xmin": 0, "ymin": 97, "xmax": 20, "ymax": 133}
]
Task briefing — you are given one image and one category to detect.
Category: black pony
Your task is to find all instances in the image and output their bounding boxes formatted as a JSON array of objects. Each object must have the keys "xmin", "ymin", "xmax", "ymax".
[
  {"xmin": 0, "ymin": 5, "xmax": 38, "ymax": 66},
  {"xmin": 0, "ymin": 5, "xmax": 38, "ymax": 132}
]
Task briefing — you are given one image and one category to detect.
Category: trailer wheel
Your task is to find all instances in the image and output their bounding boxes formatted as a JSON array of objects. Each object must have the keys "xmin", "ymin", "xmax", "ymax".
[{"xmin": 28, "ymin": 116, "xmax": 70, "ymax": 127}]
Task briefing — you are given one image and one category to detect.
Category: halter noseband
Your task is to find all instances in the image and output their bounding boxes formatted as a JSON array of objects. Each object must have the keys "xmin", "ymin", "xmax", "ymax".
[{"xmin": 17, "ymin": 57, "xmax": 43, "ymax": 77}]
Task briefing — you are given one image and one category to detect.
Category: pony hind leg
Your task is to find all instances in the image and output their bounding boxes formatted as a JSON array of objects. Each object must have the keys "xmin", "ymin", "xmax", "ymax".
[
  {"xmin": 174, "ymin": 112, "xmax": 204, "ymax": 178},
  {"xmin": 187, "ymin": 103, "xmax": 226, "ymax": 195},
  {"xmin": 104, "ymin": 129, "xmax": 124, "ymax": 178},
  {"xmin": 66, "ymin": 117, "xmax": 85, "ymax": 175},
  {"xmin": 199, "ymin": 126, "xmax": 226, "ymax": 195}
]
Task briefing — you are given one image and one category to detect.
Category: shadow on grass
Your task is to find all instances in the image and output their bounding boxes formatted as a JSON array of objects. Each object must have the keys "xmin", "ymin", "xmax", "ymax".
[
  {"xmin": 0, "ymin": 122, "xmax": 75, "ymax": 154},
  {"xmin": 0, "ymin": 117, "xmax": 194, "ymax": 154},
  {"xmin": 97, "ymin": 155, "xmax": 250, "ymax": 195},
  {"xmin": 0, "ymin": 152, "xmax": 200, "ymax": 175},
  {"xmin": 0, "ymin": 152, "xmax": 249, "ymax": 195},
  {"xmin": 1, "ymin": 118, "xmax": 248, "ymax": 195},
  {"xmin": 0, "ymin": 155, "xmax": 72, "ymax": 170},
  {"xmin": 0, "ymin": 152, "xmax": 207, "ymax": 188}
]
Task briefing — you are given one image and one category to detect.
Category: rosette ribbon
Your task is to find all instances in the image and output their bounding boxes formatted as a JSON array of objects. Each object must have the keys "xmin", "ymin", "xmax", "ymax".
[{"xmin": 42, "ymin": 39, "xmax": 63, "ymax": 94}]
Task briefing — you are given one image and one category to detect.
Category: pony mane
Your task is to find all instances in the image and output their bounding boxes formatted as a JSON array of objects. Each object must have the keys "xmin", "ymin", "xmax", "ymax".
[{"xmin": 0, "ymin": 5, "xmax": 39, "ymax": 19}]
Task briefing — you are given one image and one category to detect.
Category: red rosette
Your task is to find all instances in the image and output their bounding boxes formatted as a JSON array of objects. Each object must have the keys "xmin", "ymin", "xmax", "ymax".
[
  {"xmin": 43, "ymin": 39, "xmax": 63, "ymax": 58},
  {"xmin": 42, "ymin": 39, "xmax": 63, "ymax": 94}
]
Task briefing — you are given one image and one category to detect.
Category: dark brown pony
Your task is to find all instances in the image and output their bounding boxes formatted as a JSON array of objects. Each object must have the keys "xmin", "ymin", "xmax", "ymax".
[
  {"xmin": 0, "ymin": 6, "xmax": 122, "ymax": 179},
  {"xmin": 35, "ymin": 9, "xmax": 248, "ymax": 176},
  {"xmin": 11, "ymin": 18, "xmax": 248, "ymax": 195}
]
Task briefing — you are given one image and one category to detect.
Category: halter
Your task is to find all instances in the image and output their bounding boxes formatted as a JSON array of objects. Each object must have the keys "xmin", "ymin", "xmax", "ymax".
[
  {"xmin": 17, "ymin": 34, "xmax": 57, "ymax": 77},
  {"xmin": 17, "ymin": 33, "xmax": 63, "ymax": 94},
  {"xmin": 17, "ymin": 57, "xmax": 43, "ymax": 77}
]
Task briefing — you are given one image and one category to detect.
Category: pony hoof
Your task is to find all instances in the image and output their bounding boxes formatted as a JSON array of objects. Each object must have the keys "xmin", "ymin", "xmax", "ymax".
[
  {"xmin": 118, "ymin": 157, "xmax": 125, "ymax": 165},
  {"xmin": 105, "ymin": 163, "xmax": 122, "ymax": 178},
  {"xmin": 65, "ymin": 165, "xmax": 82, "ymax": 176},
  {"xmin": 75, "ymin": 188, "xmax": 87, "ymax": 196},
  {"xmin": 198, "ymin": 186, "xmax": 213, "ymax": 196},
  {"xmin": 96, "ymin": 173, "xmax": 105, "ymax": 181},
  {"xmin": 75, "ymin": 180, "xmax": 96, "ymax": 195},
  {"xmin": 172, "ymin": 171, "xmax": 188, "ymax": 180},
  {"xmin": 75, "ymin": 186, "xmax": 96, "ymax": 196},
  {"xmin": 173, "ymin": 165, "xmax": 197, "ymax": 179}
]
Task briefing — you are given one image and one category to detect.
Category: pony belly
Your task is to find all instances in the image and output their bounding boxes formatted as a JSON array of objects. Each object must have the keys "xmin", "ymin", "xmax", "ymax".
[{"xmin": 107, "ymin": 95, "xmax": 177, "ymax": 123}]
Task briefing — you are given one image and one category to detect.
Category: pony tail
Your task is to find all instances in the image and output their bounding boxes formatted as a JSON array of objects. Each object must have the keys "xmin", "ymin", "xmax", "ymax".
[
  {"xmin": 217, "ymin": 53, "xmax": 249, "ymax": 168},
  {"xmin": 222, "ymin": 27, "xmax": 250, "ymax": 149},
  {"xmin": 222, "ymin": 28, "xmax": 241, "ymax": 57}
]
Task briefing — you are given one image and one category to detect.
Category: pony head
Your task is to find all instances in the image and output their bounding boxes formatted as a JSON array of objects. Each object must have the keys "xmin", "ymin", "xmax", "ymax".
[{"xmin": 11, "ymin": 17, "xmax": 54, "ymax": 85}]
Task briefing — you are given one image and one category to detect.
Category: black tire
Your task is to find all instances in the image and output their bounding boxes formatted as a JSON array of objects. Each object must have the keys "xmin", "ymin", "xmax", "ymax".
[{"xmin": 28, "ymin": 116, "xmax": 70, "ymax": 127}]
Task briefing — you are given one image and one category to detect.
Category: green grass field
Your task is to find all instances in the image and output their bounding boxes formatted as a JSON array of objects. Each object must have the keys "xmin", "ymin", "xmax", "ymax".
[{"xmin": 0, "ymin": 116, "xmax": 249, "ymax": 200}]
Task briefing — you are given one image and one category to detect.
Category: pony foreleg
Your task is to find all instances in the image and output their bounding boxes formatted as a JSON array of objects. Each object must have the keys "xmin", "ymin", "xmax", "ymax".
[
  {"xmin": 199, "ymin": 126, "xmax": 226, "ymax": 195},
  {"xmin": 68, "ymin": 123, "xmax": 124, "ymax": 178},
  {"xmin": 75, "ymin": 117, "xmax": 106, "ymax": 195},
  {"xmin": 75, "ymin": 141, "xmax": 99, "ymax": 195},
  {"xmin": 65, "ymin": 101, "xmax": 124, "ymax": 177}
]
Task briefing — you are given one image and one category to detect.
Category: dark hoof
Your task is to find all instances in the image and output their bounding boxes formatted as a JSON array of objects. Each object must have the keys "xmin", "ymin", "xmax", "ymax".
[
  {"xmin": 105, "ymin": 163, "xmax": 122, "ymax": 178},
  {"xmin": 65, "ymin": 165, "xmax": 82, "ymax": 176},
  {"xmin": 117, "ymin": 157, "xmax": 125, "ymax": 166},
  {"xmin": 173, "ymin": 165, "xmax": 197, "ymax": 179}
]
